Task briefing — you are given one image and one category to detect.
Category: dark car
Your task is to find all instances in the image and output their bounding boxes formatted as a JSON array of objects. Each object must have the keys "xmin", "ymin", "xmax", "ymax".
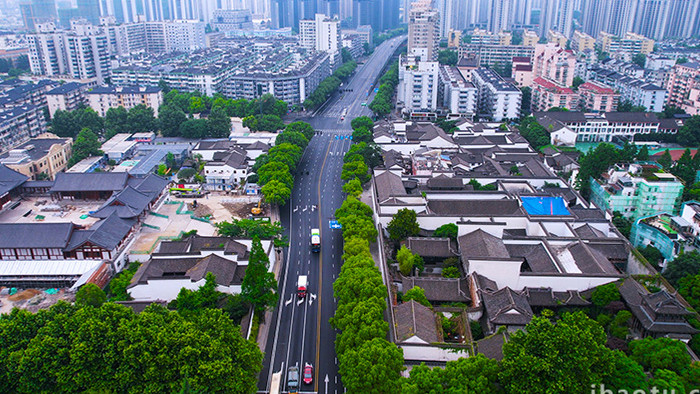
[{"xmin": 303, "ymin": 363, "xmax": 313, "ymax": 385}]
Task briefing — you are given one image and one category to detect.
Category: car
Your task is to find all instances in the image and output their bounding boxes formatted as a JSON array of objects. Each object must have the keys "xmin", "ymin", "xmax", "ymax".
[
  {"xmin": 303, "ymin": 363, "xmax": 313, "ymax": 385},
  {"xmin": 361, "ymin": 102, "xmax": 367, "ymax": 106},
  {"xmin": 288, "ymin": 366, "xmax": 300, "ymax": 390}
]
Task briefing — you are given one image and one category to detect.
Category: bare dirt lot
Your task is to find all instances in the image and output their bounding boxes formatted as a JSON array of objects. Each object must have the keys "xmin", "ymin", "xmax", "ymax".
[{"xmin": 0, "ymin": 288, "xmax": 75, "ymax": 314}]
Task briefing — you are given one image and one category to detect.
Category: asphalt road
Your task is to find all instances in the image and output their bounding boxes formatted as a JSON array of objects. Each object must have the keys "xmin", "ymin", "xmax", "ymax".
[{"xmin": 258, "ymin": 35, "xmax": 406, "ymax": 394}]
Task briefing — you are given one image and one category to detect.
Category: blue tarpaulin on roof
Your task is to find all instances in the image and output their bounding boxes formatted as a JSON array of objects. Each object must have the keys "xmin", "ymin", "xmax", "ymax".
[{"xmin": 521, "ymin": 196, "xmax": 570, "ymax": 216}]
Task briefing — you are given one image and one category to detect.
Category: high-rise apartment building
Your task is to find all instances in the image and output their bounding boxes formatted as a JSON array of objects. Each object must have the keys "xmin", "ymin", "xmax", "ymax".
[
  {"xmin": 539, "ymin": 0, "xmax": 574, "ymax": 37},
  {"xmin": 397, "ymin": 55, "xmax": 440, "ymax": 113},
  {"xmin": 408, "ymin": 2, "xmax": 440, "ymax": 62},
  {"xmin": 211, "ymin": 9, "xmax": 254, "ymax": 32},
  {"xmin": 299, "ymin": 13, "xmax": 341, "ymax": 64},
  {"xmin": 487, "ymin": 0, "xmax": 511, "ymax": 33},
  {"xmin": 472, "ymin": 68, "xmax": 522, "ymax": 121},
  {"xmin": 28, "ymin": 21, "xmax": 111, "ymax": 84},
  {"xmin": 666, "ymin": 62, "xmax": 700, "ymax": 116}
]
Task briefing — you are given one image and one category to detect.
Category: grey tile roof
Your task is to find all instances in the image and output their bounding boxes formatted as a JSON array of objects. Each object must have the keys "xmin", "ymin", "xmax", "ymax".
[
  {"xmin": 401, "ymin": 276, "xmax": 470, "ymax": 303},
  {"xmin": 91, "ymin": 186, "xmax": 152, "ymax": 219},
  {"xmin": 406, "ymin": 237, "xmax": 458, "ymax": 258},
  {"xmin": 567, "ymin": 241, "xmax": 618, "ymax": 274},
  {"xmin": 0, "ymin": 164, "xmax": 28, "ymax": 196},
  {"xmin": 505, "ymin": 243, "xmax": 558, "ymax": 273},
  {"xmin": 619, "ymin": 280, "xmax": 698, "ymax": 335},
  {"xmin": 66, "ymin": 213, "xmax": 136, "ymax": 251},
  {"xmin": 129, "ymin": 253, "xmax": 245, "ymax": 288},
  {"xmin": 458, "ymin": 229, "xmax": 510, "ymax": 259},
  {"xmin": 186, "ymin": 254, "xmax": 240, "ymax": 285},
  {"xmin": 476, "ymin": 333, "xmax": 506, "ymax": 360},
  {"xmin": 426, "ymin": 174, "xmax": 463, "ymax": 190},
  {"xmin": 481, "ymin": 287, "xmax": 533, "ymax": 326},
  {"xmin": 428, "ymin": 199, "xmax": 522, "ymax": 216},
  {"xmin": 374, "ymin": 171, "xmax": 407, "ymax": 202},
  {"xmin": 51, "ymin": 172, "xmax": 129, "ymax": 193},
  {"xmin": 394, "ymin": 300, "xmax": 440, "ymax": 343},
  {"xmin": 0, "ymin": 222, "xmax": 74, "ymax": 248}
]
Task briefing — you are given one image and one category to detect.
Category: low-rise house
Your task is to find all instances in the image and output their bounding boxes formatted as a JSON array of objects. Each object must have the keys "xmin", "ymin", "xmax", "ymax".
[
  {"xmin": 128, "ymin": 235, "xmax": 274, "ymax": 301},
  {"xmin": 0, "ymin": 135, "xmax": 72, "ymax": 180},
  {"xmin": 0, "ymin": 164, "xmax": 28, "ymax": 210},
  {"xmin": 531, "ymin": 77, "xmax": 579, "ymax": 112},
  {"xmin": 630, "ymin": 213, "xmax": 693, "ymax": 264},
  {"xmin": 101, "ymin": 133, "xmax": 138, "ymax": 162},
  {"xmin": 204, "ymin": 148, "xmax": 248, "ymax": 190},
  {"xmin": 577, "ymin": 81, "xmax": 619, "ymax": 112},
  {"xmin": 619, "ymin": 279, "xmax": 699, "ymax": 340}
]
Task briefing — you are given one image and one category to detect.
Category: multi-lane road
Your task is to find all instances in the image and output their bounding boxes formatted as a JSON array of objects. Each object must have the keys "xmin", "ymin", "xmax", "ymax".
[{"xmin": 258, "ymin": 35, "xmax": 405, "ymax": 394}]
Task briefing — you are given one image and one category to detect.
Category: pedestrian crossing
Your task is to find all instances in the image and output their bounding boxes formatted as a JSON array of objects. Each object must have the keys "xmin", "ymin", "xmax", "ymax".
[{"xmin": 315, "ymin": 129, "xmax": 352, "ymax": 136}]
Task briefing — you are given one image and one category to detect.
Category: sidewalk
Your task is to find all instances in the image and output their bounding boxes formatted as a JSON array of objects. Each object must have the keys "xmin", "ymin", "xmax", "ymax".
[{"xmin": 255, "ymin": 203, "xmax": 282, "ymax": 349}]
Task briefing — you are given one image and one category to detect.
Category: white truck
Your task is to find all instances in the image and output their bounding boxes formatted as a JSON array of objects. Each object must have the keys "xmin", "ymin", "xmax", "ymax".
[
  {"xmin": 311, "ymin": 228, "xmax": 320, "ymax": 252},
  {"xmin": 297, "ymin": 275, "xmax": 308, "ymax": 298}
]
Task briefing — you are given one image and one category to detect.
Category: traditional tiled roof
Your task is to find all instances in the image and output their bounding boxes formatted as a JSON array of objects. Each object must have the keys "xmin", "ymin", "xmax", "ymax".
[
  {"xmin": 459, "ymin": 229, "xmax": 510, "ymax": 258},
  {"xmin": 481, "ymin": 287, "xmax": 533, "ymax": 326},
  {"xmin": 0, "ymin": 164, "xmax": 28, "ymax": 196},
  {"xmin": 394, "ymin": 300, "xmax": 440, "ymax": 343}
]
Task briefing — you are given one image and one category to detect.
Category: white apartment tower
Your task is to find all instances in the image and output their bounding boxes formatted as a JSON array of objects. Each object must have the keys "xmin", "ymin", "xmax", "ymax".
[
  {"xmin": 398, "ymin": 55, "xmax": 440, "ymax": 112},
  {"xmin": 487, "ymin": 0, "xmax": 512, "ymax": 34},
  {"xmin": 408, "ymin": 2, "xmax": 440, "ymax": 61},
  {"xmin": 299, "ymin": 14, "xmax": 341, "ymax": 64},
  {"xmin": 28, "ymin": 21, "xmax": 110, "ymax": 84}
]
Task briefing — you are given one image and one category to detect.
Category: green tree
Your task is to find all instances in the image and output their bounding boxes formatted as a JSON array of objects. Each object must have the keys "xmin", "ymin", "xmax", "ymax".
[
  {"xmin": 678, "ymin": 275, "xmax": 700, "ymax": 310},
  {"xmin": 179, "ymin": 119, "xmax": 208, "ymax": 139},
  {"xmin": 577, "ymin": 143, "xmax": 621, "ymax": 198},
  {"xmin": 159, "ymin": 104, "xmax": 188, "ymax": 137},
  {"xmin": 345, "ymin": 142, "xmax": 383, "ymax": 169},
  {"xmin": 396, "ymin": 245, "xmax": 415, "ymax": 275},
  {"xmin": 351, "ymin": 116, "xmax": 374, "ymax": 131},
  {"xmin": 104, "ymin": 106, "xmax": 128, "ymax": 138},
  {"xmin": 75, "ymin": 283, "xmax": 106, "ymax": 307},
  {"xmin": 50, "ymin": 109, "xmax": 80, "ymax": 138},
  {"xmin": 403, "ymin": 286, "xmax": 430, "ymax": 307},
  {"xmin": 632, "ymin": 53, "xmax": 647, "ymax": 68},
  {"xmin": 629, "ymin": 337, "xmax": 691, "ymax": 373},
  {"xmin": 649, "ymin": 369, "xmax": 686, "ymax": 393},
  {"xmin": 342, "ymin": 178, "xmax": 363, "ymax": 197},
  {"xmin": 69, "ymin": 128, "xmax": 102, "ymax": 167},
  {"xmin": 637, "ymin": 145, "xmax": 650, "ymax": 161},
  {"xmin": 338, "ymin": 338, "xmax": 404, "ymax": 393},
  {"xmin": 258, "ymin": 161, "xmax": 293, "ymax": 189},
  {"xmin": 518, "ymin": 116, "xmax": 551, "ymax": 151},
  {"xmin": 171, "ymin": 272, "xmax": 220, "ymax": 312},
  {"xmin": 664, "ymin": 251, "xmax": 700, "ymax": 286},
  {"xmin": 275, "ymin": 131, "xmax": 308, "ymax": 150},
  {"xmin": 342, "ymin": 237, "xmax": 371, "ymax": 260},
  {"xmin": 267, "ymin": 143, "xmax": 303, "ymax": 172},
  {"xmin": 285, "ymin": 121, "xmax": 315, "ymax": 141},
  {"xmin": 572, "ymin": 76, "xmax": 585, "ymax": 89},
  {"xmin": 442, "ymin": 266, "xmax": 460, "ymax": 278},
  {"xmin": 207, "ymin": 106, "xmax": 231, "ymax": 138},
  {"xmin": 189, "ymin": 96, "xmax": 206, "ymax": 113},
  {"xmin": 261, "ymin": 179, "xmax": 292, "ymax": 205},
  {"xmin": 332, "ymin": 298, "xmax": 389, "ymax": 354},
  {"xmin": 241, "ymin": 237, "xmax": 278, "ymax": 314},
  {"xmin": 602, "ymin": 350, "xmax": 648, "ymax": 392},
  {"xmin": 76, "ymin": 107, "xmax": 104, "ymax": 135},
  {"xmin": 177, "ymin": 167, "xmax": 196, "ymax": 181},
  {"xmin": 387, "ymin": 208, "xmax": 420, "ymax": 242},
  {"xmin": 433, "ymin": 223, "xmax": 458, "ymax": 239},
  {"xmin": 500, "ymin": 311, "xmax": 615, "ymax": 393},
  {"xmin": 591, "ymin": 282, "xmax": 621, "ymax": 307},
  {"xmin": 127, "ymin": 104, "xmax": 157, "ymax": 134},
  {"xmin": 338, "ymin": 214, "xmax": 377, "ymax": 243},
  {"xmin": 333, "ymin": 267, "xmax": 386, "ymax": 304},
  {"xmin": 520, "ymin": 86, "xmax": 532, "ymax": 116},
  {"xmin": 639, "ymin": 245, "xmax": 664, "ymax": 267},
  {"xmin": 658, "ymin": 149, "xmax": 673, "ymax": 169},
  {"xmin": 107, "ymin": 262, "xmax": 141, "ymax": 301},
  {"xmin": 437, "ymin": 49, "xmax": 458, "ymax": 65},
  {"xmin": 403, "ymin": 355, "xmax": 502, "ymax": 394},
  {"xmin": 341, "ymin": 160, "xmax": 370, "ymax": 184},
  {"xmin": 352, "ymin": 127, "xmax": 373, "ymax": 144}
]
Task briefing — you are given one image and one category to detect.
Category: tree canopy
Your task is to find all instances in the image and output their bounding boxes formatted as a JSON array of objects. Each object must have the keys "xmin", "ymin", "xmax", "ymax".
[{"xmin": 387, "ymin": 208, "xmax": 420, "ymax": 242}]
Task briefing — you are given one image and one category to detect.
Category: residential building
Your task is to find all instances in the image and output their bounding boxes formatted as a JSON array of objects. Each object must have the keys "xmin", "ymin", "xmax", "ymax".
[
  {"xmin": 598, "ymin": 31, "xmax": 654, "ymax": 58},
  {"xmin": 397, "ymin": 55, "xmax": 440, "ymax": 114},
  {"xmin": 341, "ymin": 33, "xmax": 364, "ymax": 59},
  {"xmin": 45, "ymin": 82, "xmax": 87, "ymax": 117},
  {"xmin": 470, "ymin": 29, "xmax": 511, "ymax": 46},
  {"xmin": 0, "ymin": 135, "xmax": 72, "ymax": 180},
  {"xmin": 577, "ymin": 81, "xmax": 619, "ymax": 112},
  {"xmin": 0, "ymin": 80, "xmax": 57, "ymax": 111},
  {"xmin": 28, "ymin": 21, "xmax": 110, "ymax": 84},
  {"xmin": 438, "ymin": 65, "xmax": 477, "ymax": 118},
  {"xmin": 631, "ymin": 0, "xmax": 700, "ymax": 41},
  {"xmin": 299, "ymin": 14, "xmax": 341, "ymax": 64},
  {"xmin": 211, "ymin": 9, "xmax": 254, "ymax": 32},
  {"xmin": 128, "ymin": 235, "xmax": 274, "ymax": 302},
  {"xmin": 487, "ymin": 0, "xmax": 511, "ymax": 34},
  {"xmin": 547, "ymin": 30, "xmax": 567, "ymax": 48},
  {"xmin": 539, "ymin": 0, "xmax": 574, "ymax": 38},
  {"xmin": 458, "ymin": 44, "xmax": 535, "ymax": 68},
  {"xmin": 571, "ymin": 31, "xmax": 595, "ymax": 52},
  {"xmin": 86, "ymin": 86, "xmax": 163, "ymax": 117},
  {"xmin": 203, "ymin": 148, "xmax": 248, "ymax": 190},
  {"xmin": 21, "ymin": 0, "xmax": 58, "ymax": 31},
  {"xmin": 522, "ymin": 30, "xmax": 539, "ymax": 47},
  {"xmin": 408, "ymin": 2, "xmax": 440, "ymax": 61},
  {"xmin": 341, "ymin": 25, "xmax": 373, "ymax": 46},
  {"xmin": 589, "ymin": 163, "xmax": 684, "ymax": 219},
  {"xmin": 531, "ymin": 77, "xmax": 579, "ymax": 112},
  {"xmin": 0, "ymin": 105, "xmax": 48, "ymax": 154},
  {"xmin": 447, "ymin": 29, "xmax": 461, "ymax": 48},
  {"xmin": 588, "ymin": 66, "xmax": 667, "ymax": 113},
  {"xmin": 534, "ymin": 111, "xmax": 678, "ymax": 145},
  {"xmin": 472, "ymin": 68, "xmax": 521, "ymax": 121},
  {"xmin": 533, "ymin": 43, "xmax": 576, "ymax": 87},
  {"xmin": 666, "ymin": 62, "xmax": 700, "ymax": 115},
  {"xmin": 511, "ymin": 56, "xmax": 533, "ymax": 87}
]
